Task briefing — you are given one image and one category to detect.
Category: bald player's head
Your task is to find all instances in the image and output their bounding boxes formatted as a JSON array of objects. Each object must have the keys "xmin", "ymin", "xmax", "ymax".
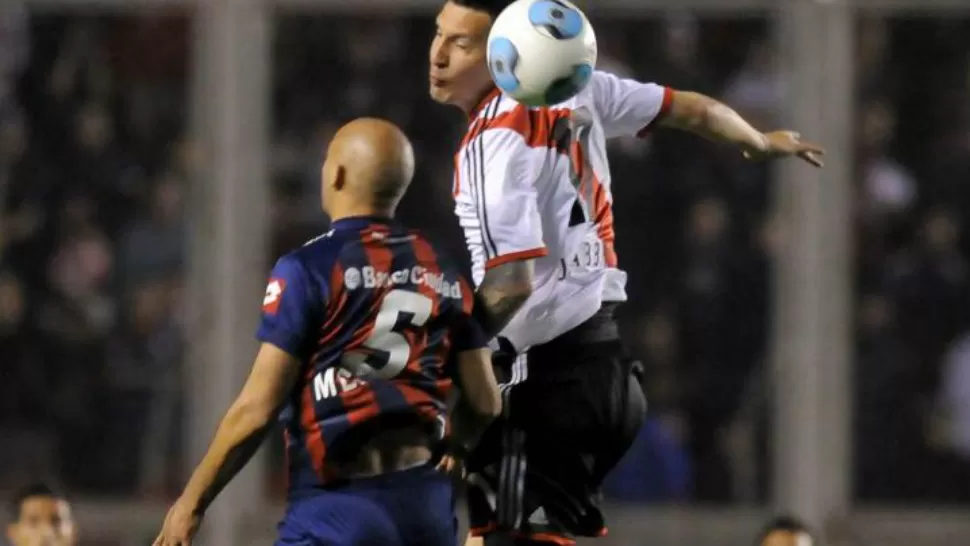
[{"xmin": 321, "ymin": 118, "xmax": 415, "ymax": 220}]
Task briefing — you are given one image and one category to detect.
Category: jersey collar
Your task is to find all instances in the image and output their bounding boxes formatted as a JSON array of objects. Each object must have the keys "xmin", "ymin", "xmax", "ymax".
[
  {"xmin": 469, "ymin": 86, "xmax": 501, "ymax": 121},
  {"xmin": 330, "ymin": 215, "xmax": 395, "ymax": 231}
]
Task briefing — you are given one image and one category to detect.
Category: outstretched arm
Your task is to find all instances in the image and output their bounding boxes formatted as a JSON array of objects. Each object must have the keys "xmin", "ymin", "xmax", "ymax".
[
  {"xmin": 177, "ymin": 344, "xmax": 298, "ymax": 513},
  {"xmin": 156, "ymin": 255, "xmax": 319, "ymax": 546},
  {"xmin": 660, "ymin": 90, "xmax": 825, "ymax": 167},
  {"xmin": 589, "ymin": 70, "xmax": 824, "ymax": 167},
  {"xmin": 154, "ymin": 343, "xmax": 299, "ymax": 546}
]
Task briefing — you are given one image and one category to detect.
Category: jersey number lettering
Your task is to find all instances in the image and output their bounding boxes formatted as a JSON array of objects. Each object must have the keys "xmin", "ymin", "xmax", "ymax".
[
  {"xmin": 573, "ymin": 240, "xmax": 603, "ymax": 268},
  {"xmin": 341, "ymin": 290, "xmax": 433, "ymax": 379}
]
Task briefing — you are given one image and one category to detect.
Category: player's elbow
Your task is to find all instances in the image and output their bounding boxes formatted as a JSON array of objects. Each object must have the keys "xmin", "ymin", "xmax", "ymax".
[
  {"xmin": 457, "ymin": 349, "xmax": 503, "ymax": 419},
  {"xmin": 473, "ymin": 384, "xmax": 503, "ymax": 420},
  {"xmin": 462, "ymin": 388, "xmax": 501, "ymax": 422},
  {"xmin": 226, "ymin": 395, "xmax": 278, "ymax": 432}
]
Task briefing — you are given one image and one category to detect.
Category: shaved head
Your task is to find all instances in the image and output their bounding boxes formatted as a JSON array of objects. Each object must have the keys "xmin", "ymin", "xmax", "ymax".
[{"xmin": 321, "ymin": 118, "xmax": 415, "ymax": 219}]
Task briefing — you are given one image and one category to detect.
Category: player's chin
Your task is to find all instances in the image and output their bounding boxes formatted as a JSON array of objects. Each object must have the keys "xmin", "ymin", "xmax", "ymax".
[{"xmin": 428, "ymin": 85, "xmax": 450, "ymax": 104}]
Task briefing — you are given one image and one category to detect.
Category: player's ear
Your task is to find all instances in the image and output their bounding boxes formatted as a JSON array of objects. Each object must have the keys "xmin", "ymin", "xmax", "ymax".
[
  {"xmin": 6, "ymin": 522, "xmax": 19, "ymax": 544},
  {"xmin": 332, "ymin": 164, "xmax": 347, "ymax": 192}
]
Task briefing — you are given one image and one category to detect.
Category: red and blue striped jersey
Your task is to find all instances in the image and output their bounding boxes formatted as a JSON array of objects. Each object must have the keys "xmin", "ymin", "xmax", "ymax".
[{"xmin": 256, "ymin": 215, "xmax": 486, "ymax": 496}]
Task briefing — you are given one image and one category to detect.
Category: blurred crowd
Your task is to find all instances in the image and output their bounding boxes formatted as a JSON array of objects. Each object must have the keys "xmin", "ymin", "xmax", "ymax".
[
  {"xmin": 2, "ymin": 6, "xmax": 970, "ymax": 508},
  {"xmin": 0, "ymin": 10, "xmax": 189, "ymax": 494}
]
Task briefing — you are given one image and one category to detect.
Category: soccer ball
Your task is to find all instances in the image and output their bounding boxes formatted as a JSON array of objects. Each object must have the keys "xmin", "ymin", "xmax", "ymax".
[{"xmin": 486, "ymin": 0, "xmax": 597, "ymax": 107}]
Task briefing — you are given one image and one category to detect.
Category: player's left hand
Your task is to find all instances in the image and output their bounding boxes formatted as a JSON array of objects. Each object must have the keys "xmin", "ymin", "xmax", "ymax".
[
  {"xmin": 743, "ymin": 130, "xmax": 825, "ymax": 167},
  {"xmin": 153, "ymin": 498, "xmax": 202, "ymax": 546},
  {"xmin": 435, "ymin": 452, "xmax": 467, "ymax": 481}
]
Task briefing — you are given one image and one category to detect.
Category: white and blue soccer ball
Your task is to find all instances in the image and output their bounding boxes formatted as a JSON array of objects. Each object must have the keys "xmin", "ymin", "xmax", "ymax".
[{"xmin": 486, "ymin": 0, "xmax": 597, "ymax": 107}]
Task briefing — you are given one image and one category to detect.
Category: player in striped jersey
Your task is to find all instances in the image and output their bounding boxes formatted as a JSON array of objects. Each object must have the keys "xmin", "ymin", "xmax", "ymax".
[
  {"xmin": 429, "ymin": 1, "xmax": 825, "ymax": 545},
  {"xmin": 154, "ymin": 118, "xmax": 501, "ymax": 546}
]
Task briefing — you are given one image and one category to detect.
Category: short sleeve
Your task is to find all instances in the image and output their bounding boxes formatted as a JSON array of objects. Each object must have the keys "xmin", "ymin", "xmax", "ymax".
[
  {"xmin": 452, "ymin": 276, "xmax": 489, "ymax": 353},
  {"xmin": 255, "ymin": 254, "xmax": 323, "ymax": 358},
  {"xmin": 452, "ymin": 311, "xmax": 489, "ymax": 353},
  {"xmin": 476, "ymin": 125, "xmax": 548, "ymax": 270},
  {"xmin": 589, "ymin": 70, "xmax": 673, "ymax": 139}
]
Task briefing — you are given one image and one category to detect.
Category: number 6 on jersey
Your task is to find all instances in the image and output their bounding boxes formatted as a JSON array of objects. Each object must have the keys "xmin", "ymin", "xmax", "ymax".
[{"xmin": 341, "ymin": 289, "xmax": 434, "ymax": 379}]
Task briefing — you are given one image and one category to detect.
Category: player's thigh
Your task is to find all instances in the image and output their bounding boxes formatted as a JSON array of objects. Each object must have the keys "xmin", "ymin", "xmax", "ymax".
[
  {"xmin": 517, "ymin": 340, "xmax": 645, "ymax": 533},
  {"xmin": 513, "ymin": 339, "xmax": 639, "ymax": 447},
  {"xmin": 590, "ymin": 363, "xmax": 647, "ymax": 481},
  {"xmin": 276, "ymin": 492, "xmax": 402, "ymax": 546}
]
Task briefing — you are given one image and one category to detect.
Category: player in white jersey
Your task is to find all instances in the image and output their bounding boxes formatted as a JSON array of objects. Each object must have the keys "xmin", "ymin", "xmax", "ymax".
[{"xmin": 429, "ymin": 1, "xmax": 825, "ymax": 545}]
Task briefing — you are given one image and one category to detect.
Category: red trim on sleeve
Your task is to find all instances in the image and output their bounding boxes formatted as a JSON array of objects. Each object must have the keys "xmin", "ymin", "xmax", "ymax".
[
  {"xmin": 636, "ymin": 86, "xmax": 674, "ymax": 138},
  {"xmin": 484, "ymin": 247, "xmax": 548, "ymax": 270}
]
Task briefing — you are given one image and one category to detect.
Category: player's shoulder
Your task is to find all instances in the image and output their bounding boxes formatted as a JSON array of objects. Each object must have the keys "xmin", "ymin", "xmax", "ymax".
[
  {"xmin": 462, "ymin": 94, "xmax": 570, "ymax": 156},
  {"xmin": 406, "ymin": 228, "xmax": 472, "ymax": 279},
  {"xmin": 404, "ymin": 228, "xmax": 461, "ymax": 271},
  {"xmin": 461, "ymin": 93, "xmax": 521, "ymax": 148},
  {"xmin": 276, "ymin": 229, "xmax": 348, "ymax": 275},
  {"xmin": 469, "ymin": 76, "xmax": 621, "ymax": 143}
]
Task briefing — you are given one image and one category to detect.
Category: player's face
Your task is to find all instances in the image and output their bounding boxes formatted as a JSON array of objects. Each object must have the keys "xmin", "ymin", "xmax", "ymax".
[
  {"xmin": 429, "ymin": 2, "xmax": 495, "ymax": 111},
  {"xmin": 6, "ymin": 497, "xmax": 77, "ymax": 546},
  {"xmin": 762, "ymin": 530, "xmax": 813, "ymax": 546}
]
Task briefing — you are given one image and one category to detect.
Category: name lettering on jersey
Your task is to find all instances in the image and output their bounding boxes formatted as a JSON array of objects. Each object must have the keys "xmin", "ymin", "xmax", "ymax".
[
  {"xmin": 262, "ymin": 278, "xmax": 286, "ymax": 314},
  {"xmin": 313, "ymin": 367, "xmax": 364, "ymax": 401},
  {"xmin": 342, "ymin": 265, "xmax": 462, "ymax": 299}
]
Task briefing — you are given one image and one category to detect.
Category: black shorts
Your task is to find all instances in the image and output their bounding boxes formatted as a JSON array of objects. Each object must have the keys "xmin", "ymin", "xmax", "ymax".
[{"xmin": 465, "ymin": 304, "xmax": 647, "ymax": 544}]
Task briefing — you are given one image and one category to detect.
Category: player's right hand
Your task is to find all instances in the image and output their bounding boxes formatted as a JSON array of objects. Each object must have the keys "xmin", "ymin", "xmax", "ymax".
[
  {"xmin": 743, "ymin": 130, "xmax": 825, "ymax": 167},
  {"xmin": 153, "ymin": 498, "xmax": 203, "ymax": 546}
]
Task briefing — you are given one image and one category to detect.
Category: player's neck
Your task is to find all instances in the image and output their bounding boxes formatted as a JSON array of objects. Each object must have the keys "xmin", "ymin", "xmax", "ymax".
[
  {"xmin": 467, "ymin": 86, "xmax": 501, "ymax": 119},
  {"xmin": 329, "ymin": 206, "xmax": 394, "ymax": 223}
]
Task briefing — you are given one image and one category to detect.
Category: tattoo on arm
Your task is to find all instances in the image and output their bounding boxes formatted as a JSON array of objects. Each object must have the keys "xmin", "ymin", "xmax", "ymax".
[{"xmin": 475, "ymin": 259, "xmax": 534, "ymax": 338}]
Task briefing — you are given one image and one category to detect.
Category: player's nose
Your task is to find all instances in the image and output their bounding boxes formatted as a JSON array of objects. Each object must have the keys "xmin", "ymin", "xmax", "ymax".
[{"xmin": 430, "ymin": 46, "xmax": 448, "ymax": 68}]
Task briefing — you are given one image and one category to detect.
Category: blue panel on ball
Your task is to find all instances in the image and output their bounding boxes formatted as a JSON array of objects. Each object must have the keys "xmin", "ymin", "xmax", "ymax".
[
  {"xmin": 528, "ymin": 0, "xmax": 584, "ymax": 40},
  {"xmin": 544, "ymin": 63, "xmax": 593, "ymax": 105},
  {"xmin": 572, "ymin": 63, "xmax": 592, "ymax": 86},
  {"xmin": 488, "ymin": 37, "xmax": 522, "ymax": 94}
]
